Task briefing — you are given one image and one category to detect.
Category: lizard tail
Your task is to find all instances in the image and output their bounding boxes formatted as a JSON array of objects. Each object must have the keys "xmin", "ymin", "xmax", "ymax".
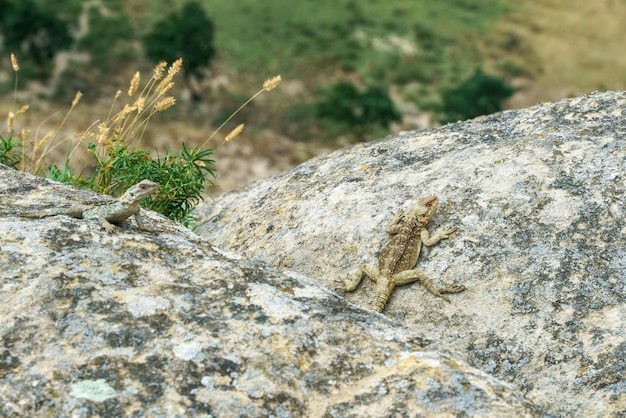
[{"xmin": 370, "ymin": 291, "xmax": 389, "ymax": 313}]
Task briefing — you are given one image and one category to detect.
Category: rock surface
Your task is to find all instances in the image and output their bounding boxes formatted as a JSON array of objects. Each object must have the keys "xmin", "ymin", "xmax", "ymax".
[
  {"xmin": 197, "ymin": 90, "xmax": 626, "ymax": 417},
  {"xmin": 0, "ymin": 167, "xmax": 546, "ymax": 416}
]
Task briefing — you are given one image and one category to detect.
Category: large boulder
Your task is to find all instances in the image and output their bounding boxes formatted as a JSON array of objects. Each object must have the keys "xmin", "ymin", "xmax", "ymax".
[
  {"xmin": 197, "ymin": 91, "xmax": 626, "ymax": 417},
  {"xmin": 0, "ymin": 167, "xmax": 545, "ymax": 416}
]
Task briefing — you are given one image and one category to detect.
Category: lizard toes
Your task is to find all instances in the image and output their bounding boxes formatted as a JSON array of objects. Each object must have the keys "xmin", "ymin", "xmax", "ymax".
[
  {"xmin": 443, "ymin": 284, "xmax": 466, "ymax": 294},
  {"xmin": 333, "ymin": 281, "xmax": 346, "ymax": 293}
]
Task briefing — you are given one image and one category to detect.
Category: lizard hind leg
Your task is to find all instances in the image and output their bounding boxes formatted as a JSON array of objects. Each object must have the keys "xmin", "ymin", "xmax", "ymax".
[
  {"xmin": 391, "ymin": 269, "xmax": 465, "ymax": 302},
  {"xmin": 336, "ymin": 264, "xmax": 379, "ymax": 292}
]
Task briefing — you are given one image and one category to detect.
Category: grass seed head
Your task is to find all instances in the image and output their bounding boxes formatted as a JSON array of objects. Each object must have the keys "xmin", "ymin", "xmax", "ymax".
[
  {"xmin": 263, "ymin": 75, "xmax": 281, "ymax": 92},
  {"xmin": 71, "ymin": 91, "xmax": 83, "ymax": 108},
  {"xmin": 128, "ymin": 72, "xmax": 141, "ymax": 96},
  {"xmin": 155, "ymin": 97, "xmax": 176, "ymax": 111},
  {"xmin": 96, "ymin": 123, "xmax": 110, "ymax": 144},
  {"xmin": 169, "ymin": 58, "xmax": 183, "ymax": 77},
  {"xmin": 34, "ymin": 131, "xmax": 54, "ymax": 152},
  {"xmin": 225, "ymin": 123, "xmax": 245, "ymax": 142},
  {"xmin": 154, "ymin": 61, "xmax": 167, "ymax": 80},
  {"xmin": 18, "ymin": 129, "xmax": 30, "ymax": 140},
  {"xmin": 10, "ymin": 53, "xmax": 19, "ymax": 72},
  {"xmin": 7, "ymin": 112, "xmax": 14, "ymax": 132},
  {"xmin": 133, "ymin": 97, "xmax": 146, "ymax": 113}
]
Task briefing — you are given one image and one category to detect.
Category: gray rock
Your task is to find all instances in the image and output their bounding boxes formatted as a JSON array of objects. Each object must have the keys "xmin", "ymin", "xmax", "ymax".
[
  {"xmin": 197, "ymin": 90, "xmax": 626, "ymax": 417},
  {"xmin": 0, "ymin": 167, "xmax": 545, "ymax": 416}
]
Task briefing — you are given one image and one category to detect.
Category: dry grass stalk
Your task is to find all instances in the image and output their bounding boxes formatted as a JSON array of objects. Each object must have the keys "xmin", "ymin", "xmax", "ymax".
[
  {"xmin": 87, "ymin": 59, "xmax": 185, "ymax": 157},
  {"xmin": 155, "ymin": 97, "xmax": 176, "ymax": 111},
  {"xmin": 29, "ymin": 90, "xmax": 83, "ymax": 171},
  {"xmin": 200, "ymin": 75, "xmax": 282, "ymax": 149},
  {"xmin": 154, "ymin": 61, "xmax": 167, "ymax": 80},
  {"xmin": 5, "ymin": 53, "xmax": 280, "ymax": 185}
]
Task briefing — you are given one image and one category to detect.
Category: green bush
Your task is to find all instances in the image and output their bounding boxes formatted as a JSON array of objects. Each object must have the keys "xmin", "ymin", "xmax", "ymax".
[
  {"xmin": 143, "ymin": 1, "xmax": 215, "ymax": 98},
  {"xmin": 86, "ymin": 142, "xmax": 216, "ymax": 227},
  {"xmin": 440, "ymin": 68, "xmax": 514, "ymax": 123},
  {"xmin": 315, "ymin": 82, "xmax": 401, "ymax": 137},
  {"xmin": 0, "ymin": 0, "xmax": 72, "ymax": 79},
  {"xmin": 77, "ymin": 5, "xmax": 136, "ymax": 72},
  {"xmin": 4, "ymin": 57, "xmax": 281, "ymax": 228},
  {"xmin": 316, "ymin": 82, "xmax": 361, "ymax": 127},
  {"xmin": 0, "ymin": 132, "xmax": 21, "ymax": 169}
]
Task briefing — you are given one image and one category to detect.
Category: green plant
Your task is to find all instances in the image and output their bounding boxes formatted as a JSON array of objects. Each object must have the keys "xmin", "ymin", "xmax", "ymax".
[
  {"xmin": 0, "ymin": 0, "xmax": 72, "ymax": 79},
  {"xmin": 77, "ymin": 4, "xmax": 136, "ymax": 72},
  {"xmin": 143, "ymin": 1, "xmax": 215, "ymax": 100},
  {"xmin": 3, "ymin": 54, "xmax": 281, "ymax": 228},
  {"xmin": 359, "ymin": 86, "xmax": 402, "ymax": 129},
  {"xmin": 439, "ymin": 68, "xmax": 515, "ymax": 123},
  {"xmin": 315, "ymin": 82, "xmax": 401, "ymax": 138},
  {"xmin": 87, "ymin": 142, "xmax": 215, "ymax": 226},
  {"xmin": 0, "ymin": 132, "xmax": 21, "ymax": 169},
  {"xmin": 68, "ymin": 59, "xmax": 215, "ymax": 227}
]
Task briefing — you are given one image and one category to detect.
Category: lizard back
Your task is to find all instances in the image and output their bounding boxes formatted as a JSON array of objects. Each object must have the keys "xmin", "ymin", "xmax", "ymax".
[{"xmin": 378, "ymin": 219, "xmax": 423, "ymax": 276}]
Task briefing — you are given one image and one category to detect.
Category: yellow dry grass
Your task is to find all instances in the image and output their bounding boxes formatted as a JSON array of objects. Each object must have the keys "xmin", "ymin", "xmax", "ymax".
[{"xmin": 494, "ymin": 0, "xmax": 626, "ymax": 107}]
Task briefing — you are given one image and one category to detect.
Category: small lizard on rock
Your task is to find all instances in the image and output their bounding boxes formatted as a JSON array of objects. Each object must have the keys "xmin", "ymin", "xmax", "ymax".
[
  {"xmin": 23, "ymin": 179, "xmax": 159, "ymax": 232},
  {"xmin": 336, "ymin": 196, "xmax": 466, "ymax": 313}
]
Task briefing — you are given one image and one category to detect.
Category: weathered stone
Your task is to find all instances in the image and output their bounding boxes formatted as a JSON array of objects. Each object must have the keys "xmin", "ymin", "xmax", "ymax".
[
  {"xmin": 0, "ymin": 167, "xmax": 545, "ymax": 416},
  {"xmin": 197, "ymin": 91, "xmax": 626, "ymax": 417}
]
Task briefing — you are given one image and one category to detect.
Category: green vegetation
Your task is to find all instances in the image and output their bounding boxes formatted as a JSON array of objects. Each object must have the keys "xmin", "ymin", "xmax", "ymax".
[
  {"xmin": 173, "ymin": 0, "xmax": 515, "ymax": 138},
  {"xmin": 0, "ymin": 0, "xmax": 518, "ymax": 140},
  {"xmin": 84, "ymin": 142, "xmax": 216, "ymax": 226},
  {"xmin": 0, "ymin": 0, "xmax": 72, "ymax": 79},
  {"xmin": 439, "ymin": 69, "xmax": 515, "ymax": 123},
  {"xmin": 2, "ymin": 56, "xmax": 280, "ymax": 227},
  {"xmin": 77, "ymin": 4, "xmax": 136, "ymax": 73},
  {"xmin": 1, "ymin": 0, "xmax": 528, "ymax": 213},
  {"xmin": 0, "ymin": 130, "xmax": 21, "ymax": 169},
  {"xmin": 315, "ymin": 82, "xmax": 401, "ymax": 138},
  {"xmin": 144, "ymin": 1, "xmax": 216, "ymax": 100}
]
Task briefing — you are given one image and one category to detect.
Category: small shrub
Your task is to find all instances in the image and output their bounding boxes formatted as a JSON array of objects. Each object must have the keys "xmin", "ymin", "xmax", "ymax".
[
  {"xmin": 4, "ymin": 53, "xmax": 281, "ymax": 228},
  {"xmin": 143, "ymin": 1, "xmax": 215, "ymax": 99},
  {"xmin": 0, "ymin": 0, "xmax": 72, "ymax": 79},
  {"xmin": 77, "ymin": 5, "xmax": 136, "ymax": 72},
  {"xmin": 0, "ymin": 132, "xmax": 21, "ymax": 169},
  {"xmin": 315, "ymin": 82, "xmax": 401, "ymax": 138},
  {"xmin": 316, "ymin": 82, "xmax": 361, "ymax": 128},
  {"xmin": 439, "ymin": 68, "xmax": 514, "ymax": 123}
]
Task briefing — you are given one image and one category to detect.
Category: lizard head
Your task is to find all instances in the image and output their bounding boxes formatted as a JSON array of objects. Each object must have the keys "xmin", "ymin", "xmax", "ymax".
[
  {"xmin": 413, "ymin": 195, "xmax": 439, "ymax": 219},
  {"xmin": 119, "ymin": 180, "xmax": 159, "ymax": 205}
]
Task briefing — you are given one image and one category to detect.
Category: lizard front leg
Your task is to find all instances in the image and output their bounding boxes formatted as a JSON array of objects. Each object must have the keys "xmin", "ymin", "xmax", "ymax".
[
  {"xmin": 391, "ymin": 269, "xmax": 466, "ymax": 302},
  {"xmin": 385, "ymin": 209, "xmax": 405, "ymax": 234},
  {"xmin": 98, "ymin": 218, "xmax": 116, "ymax": 233},
  {"xmin": 420, "ymin": 227, "xmax": 456, "ymax": 246},
  {"xmin": 133, "ymin": 211, "xmax": 155, "ymax": 232}
]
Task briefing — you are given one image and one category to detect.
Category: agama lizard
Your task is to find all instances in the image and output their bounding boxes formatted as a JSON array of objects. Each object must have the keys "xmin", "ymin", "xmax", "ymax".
[
  {"xmin": 336, "ymin": 196, "xmax": 466, "ymax": 313},
  {"xmin": 22, "ymin": 179, "xmax": 159, "ymax": 232}
]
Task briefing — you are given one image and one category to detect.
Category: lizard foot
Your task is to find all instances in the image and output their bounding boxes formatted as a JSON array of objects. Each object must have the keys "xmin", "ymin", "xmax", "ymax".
[
  {"xmin": 100, "ymin": 220, "xmax": 116, "ymax": 233},
  {"xmin": 440, "ymin": 284, "xmax": 466, "ymax": 295},
  {"xmin": 333, "ymin": 279, "xmax": 347, "ymax": 293}
]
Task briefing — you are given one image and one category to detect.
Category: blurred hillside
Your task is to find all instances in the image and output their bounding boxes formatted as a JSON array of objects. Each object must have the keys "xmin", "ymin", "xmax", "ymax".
[{"xmin": 1, "ymin": 0, "xmax": 625, "ymax": 193}]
